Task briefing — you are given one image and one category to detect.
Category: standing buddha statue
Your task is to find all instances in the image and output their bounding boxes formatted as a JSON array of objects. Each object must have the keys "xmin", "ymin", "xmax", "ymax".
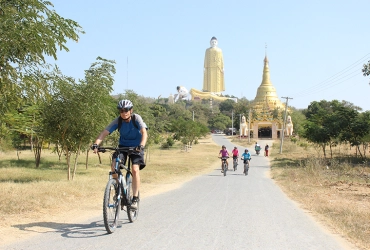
[{"xmin": 203, "ymin": 37, "xmax": 225, "ymax": 93}]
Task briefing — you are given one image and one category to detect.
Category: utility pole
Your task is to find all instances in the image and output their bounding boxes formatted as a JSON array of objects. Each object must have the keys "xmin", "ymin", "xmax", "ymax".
[
  {"xmin": 248, "ymin": 109, "xmax": 251, "ymax": 143},
  {"xmin": 279, "ymin": 97, "xmax": 293, "ymax": 154},
  {"xmin": 231, "ymin": 110, "xmax": 234, "ymax": 136}
]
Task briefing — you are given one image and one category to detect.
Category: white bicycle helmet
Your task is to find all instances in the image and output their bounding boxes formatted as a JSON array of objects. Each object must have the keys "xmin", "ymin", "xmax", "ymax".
[{"xmin": 117, "ymin": 99, "xmax": 133, "ymax": 110}]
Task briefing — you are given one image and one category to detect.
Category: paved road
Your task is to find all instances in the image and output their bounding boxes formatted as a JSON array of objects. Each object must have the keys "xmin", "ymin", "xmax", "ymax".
[{"xmin": 3, "ymin": 135, "xmax": 354, "ymax": 250}]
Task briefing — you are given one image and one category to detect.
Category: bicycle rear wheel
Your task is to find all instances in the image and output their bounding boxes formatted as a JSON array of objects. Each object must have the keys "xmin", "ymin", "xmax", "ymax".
[
  {"xmin": 103, "ymin": 178, "xmax": 121, "ymax": 233},
  {"xmin": 126, "ymin": 173, "xmax": 139, "ymax": 222}
]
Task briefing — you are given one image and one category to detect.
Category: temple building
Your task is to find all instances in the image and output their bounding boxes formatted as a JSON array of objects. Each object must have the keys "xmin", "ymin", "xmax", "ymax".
[{"xmin": 248, "ymin": 55, "xmax": 286, "ymax": 139}]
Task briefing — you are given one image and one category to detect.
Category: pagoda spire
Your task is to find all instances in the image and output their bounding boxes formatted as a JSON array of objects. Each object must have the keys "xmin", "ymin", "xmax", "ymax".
[{"xmin": 252, "ymin": 53, "xmax": 285, "ymax": 111}]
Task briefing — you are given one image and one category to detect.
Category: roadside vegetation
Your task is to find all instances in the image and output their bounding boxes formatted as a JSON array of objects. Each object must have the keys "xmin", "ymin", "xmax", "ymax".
[{"xmin": 268, "ymin": 138, "xmax": 370, "ymax": 250}]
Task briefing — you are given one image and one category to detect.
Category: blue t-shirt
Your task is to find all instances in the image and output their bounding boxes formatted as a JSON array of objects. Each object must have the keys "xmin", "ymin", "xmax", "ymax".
[
  {"xmin": 241, "ymin": 152, "xmax": 251, "ymax": 160},
  {"xmin": 105, "ymin": 114, "xmax": 146, "ymax": 147}
]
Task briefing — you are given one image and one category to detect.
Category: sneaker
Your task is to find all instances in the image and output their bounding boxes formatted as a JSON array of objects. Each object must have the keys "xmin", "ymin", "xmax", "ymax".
[{"xmin": 131, "ymin": 197, "xmax": 139, "ymax": 210}]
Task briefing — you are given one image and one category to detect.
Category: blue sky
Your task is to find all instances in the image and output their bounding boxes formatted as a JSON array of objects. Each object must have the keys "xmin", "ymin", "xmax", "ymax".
[{"xmin": 50, "ymin": 0, "xmax": 370, "ymax": 111}]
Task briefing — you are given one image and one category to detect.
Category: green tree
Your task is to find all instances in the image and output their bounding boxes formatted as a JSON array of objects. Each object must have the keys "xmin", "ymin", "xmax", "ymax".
[
  {"xmin": 42, "ymin": 58, "xmax": 115, "ymax": 180},
  {"xmin": 208, "ymin": 113, "xmax": 231, "ymax": 131},
  {"xmin": 363, "ymin": 60, "xmax": 370, "ymax": 84},
  {"xmin": 171, "ymin": 118, "xmax": 209, "ymax": 146},
  {"xmin": 303, "ymin": 100, "xmax": 342, "ymax": 158},
  {"xmin": 289, "ymin": 108, "xmax": 306, "ymax": 136},
  {"xmin": 0, "ymin": 0, "xmax": 84, "ymax": 118},
  {"xmin": 340, "ymin": 110, "xmax": 370, "ymax": 160},
  {"xmin": 219, "ymin": 99, "xmax": 235, "ymax": 115}
]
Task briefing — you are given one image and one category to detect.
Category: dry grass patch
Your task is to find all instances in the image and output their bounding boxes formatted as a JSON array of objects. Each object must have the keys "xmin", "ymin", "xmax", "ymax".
[
  {"xmin": 0, "ymin": 136, "xmax": 220, "ymax": 244},
  {"xmin": 270, "ymin": 139, "xmax": 370, "ymax": 250}
]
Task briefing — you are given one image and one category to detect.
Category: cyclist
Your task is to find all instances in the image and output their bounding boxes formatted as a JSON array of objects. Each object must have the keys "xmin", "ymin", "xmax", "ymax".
[
  {"xmin": 91, "ymin": 99, "xmax": 147, "ymax": 210},
  {"xmin": 241, "ymin": 149, "xmax": 251, "ymax": 174},
  {"xmin": 218, "ymin": 145, "xmax": 230, "ymax": 173},
  {"xmin": 231, "ymin": 146, "xmax": 239, "ymax": 169},
  {"xmin": 255, "ymin": 142, "xmax": 261, "ymax": 155}
]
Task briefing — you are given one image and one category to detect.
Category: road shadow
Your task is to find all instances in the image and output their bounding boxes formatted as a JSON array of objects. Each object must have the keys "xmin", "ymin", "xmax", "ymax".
[{"xmin": 12, "ymin": 219, "xmax": 132, "ymax": 239}]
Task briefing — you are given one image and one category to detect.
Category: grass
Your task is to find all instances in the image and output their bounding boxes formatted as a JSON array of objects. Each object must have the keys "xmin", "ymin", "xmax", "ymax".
[
  {"xmin": 269, "ymin": 138, "xmax": 370, "ymax": 250},
  {"xmin": 0, "ymin": 136, "xmax": 220, "ymax": 235}
]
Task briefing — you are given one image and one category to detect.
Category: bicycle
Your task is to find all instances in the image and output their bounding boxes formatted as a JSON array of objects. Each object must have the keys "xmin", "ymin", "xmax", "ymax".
[
  {"xmin": 232, "ymin": 156, "xmax": 238, "ymax": 171},
  {"xmin": 219, "ymin": 156, "xmax": 229, "ymax": 176},
  {"xmin": 242, "ymin": 158, "xmax": 251, "ymax": 176},
  {"xmin": 97, "ymin": 146, "xmax": 140, "ymax": 234}
]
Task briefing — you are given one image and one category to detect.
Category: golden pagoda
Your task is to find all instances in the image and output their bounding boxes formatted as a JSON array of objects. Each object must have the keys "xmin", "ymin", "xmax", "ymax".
[
  {"xmin": 252, "ymin": 55, "xmax": 285, "ymax": 112},
  {"xmin": 248, "ymin": 55, "xmax": 286, "ymax": 139}
]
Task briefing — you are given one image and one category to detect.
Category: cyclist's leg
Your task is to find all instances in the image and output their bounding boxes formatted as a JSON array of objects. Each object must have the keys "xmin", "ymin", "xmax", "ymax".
[
  {"xmin": 131, "ymin": 164, "xmax": 140, "ymax": 197},
  {"xmin": 111, "ymin": 152, "xmax": 122, "ymax": 173},
  {"xmin": 130, "ymin": 152, "xmax": 145, "ymax": 198}
]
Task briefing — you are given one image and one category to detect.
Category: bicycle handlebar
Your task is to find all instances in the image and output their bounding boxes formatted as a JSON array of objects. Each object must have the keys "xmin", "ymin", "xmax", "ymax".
[{"xmin": 97, "ymin": 146, "xmax": 136, "ymax": 153}]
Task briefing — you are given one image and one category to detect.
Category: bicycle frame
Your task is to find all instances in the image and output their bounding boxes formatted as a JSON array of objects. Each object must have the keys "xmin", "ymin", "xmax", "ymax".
[{"xmin": 99, "ymin": 146, "xmax": 139, "ymax": 233}]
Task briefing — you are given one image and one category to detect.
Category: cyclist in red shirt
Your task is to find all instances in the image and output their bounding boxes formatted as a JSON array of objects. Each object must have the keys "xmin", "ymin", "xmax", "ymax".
[
  {"xmin": 232, "ymin": 146, "xmax": 239, "ymax": 158},
  {"xmin": 232, "ymin": 146, "xmax": 239, "ymax": 169}
]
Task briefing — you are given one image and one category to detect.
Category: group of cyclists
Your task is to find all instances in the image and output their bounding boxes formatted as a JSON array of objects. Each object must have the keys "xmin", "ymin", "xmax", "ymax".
[
  {"xmin": 218, "ymin": 145, "xmax": 251, "ymax": 174},
  {"xmin": 218, "ymin": 142, "xmax": 268, "ymax": 175}
]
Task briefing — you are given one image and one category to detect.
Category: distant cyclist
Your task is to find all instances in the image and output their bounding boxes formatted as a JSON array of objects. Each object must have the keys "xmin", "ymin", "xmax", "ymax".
[
  {"xmin": 231, "ymin": 146, "xmax": 239, "ymax": 170},
  {"xmin": 241, "ymin": 149, "xmax": 251, "ymax": 174},
  {"xmin": 218, "ymin": 145, "xmax": 230, "ymax": 173},
  {"xmin": 255, "ymin": 142, "xmax": 261, "ymax": 155},
  {"xmin": 232, "ymin": 146, "xmax": 239, "ymax": 158}
]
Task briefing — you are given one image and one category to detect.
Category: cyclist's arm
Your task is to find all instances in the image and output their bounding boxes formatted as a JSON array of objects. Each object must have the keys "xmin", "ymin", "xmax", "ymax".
[
  {"xmin": 140, "ymin": 127, "xmax": 148, "ymax": 147},
  {"xmin": 93, "ymin": 130, "xmax": 110, "ymax": 153}
]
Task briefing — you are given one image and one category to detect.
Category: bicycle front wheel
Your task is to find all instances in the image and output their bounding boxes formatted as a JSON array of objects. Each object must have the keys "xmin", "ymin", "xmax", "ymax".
[
  {"xmin": 223, "ymin": 162, "xmax": 227, "ymax": 176},
  {"xmin": 103, "ymin": 178, "xmax": 121, "ymax": 234},
  {"xmin": 126, "ymin": 173, "xmax": 139, "ymax": 222},
  {"xmin": 244, "ymin": 163, "xmax": 249, "ymax": 176}
]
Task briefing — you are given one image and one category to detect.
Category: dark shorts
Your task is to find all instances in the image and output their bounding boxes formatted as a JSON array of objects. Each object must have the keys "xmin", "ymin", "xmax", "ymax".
[{"xmin": 113, "ymin": 149, "xmax": 146, "ymax": 170}]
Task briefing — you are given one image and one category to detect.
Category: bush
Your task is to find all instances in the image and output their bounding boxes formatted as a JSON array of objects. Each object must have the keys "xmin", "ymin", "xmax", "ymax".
[{"xmin": 161, "ymin": 137, "xmax": 175, "ymax": 149}]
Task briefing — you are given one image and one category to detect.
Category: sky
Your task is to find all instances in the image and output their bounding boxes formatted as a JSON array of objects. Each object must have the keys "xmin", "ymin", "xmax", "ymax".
[{"xmin": 49, "ymin": 0, "xmax": 370, "ymax": 111}]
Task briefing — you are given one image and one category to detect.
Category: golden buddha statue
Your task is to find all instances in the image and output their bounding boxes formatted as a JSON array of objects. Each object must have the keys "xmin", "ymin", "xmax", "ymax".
[{"xmin": 203, "ymin": 37, "xmax": 225, "ymax": 93}]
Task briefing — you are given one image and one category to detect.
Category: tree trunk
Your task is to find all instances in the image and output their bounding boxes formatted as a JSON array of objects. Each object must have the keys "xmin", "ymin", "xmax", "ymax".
[
  {"xmin": 66, "ymin": 149, "xmax": 71, "ymax": 180},
  {"xmin": 322, "ymin": 144, "xmax": 327, "ymax": 158},
  {"xmin": 33, "ymin": 138, "xmax": 43, "ymax": 168},
  {"xmin": 86, "ymin": 149, "xmax": 89, "ymax": 169},
  {"xmin": 356, "ymin": 145, "xmax": 364, "ymax": 160},
  {"xmin": 56, "ymin": 144, "xmax": 63, "ymax": 161},
  {"xmin": 72, "ymin": 143, "xmax": 81, "ymax": 180},
  {"xmin": 98, "ymin": 152, "xmax": 102, "ymax": 164}
]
